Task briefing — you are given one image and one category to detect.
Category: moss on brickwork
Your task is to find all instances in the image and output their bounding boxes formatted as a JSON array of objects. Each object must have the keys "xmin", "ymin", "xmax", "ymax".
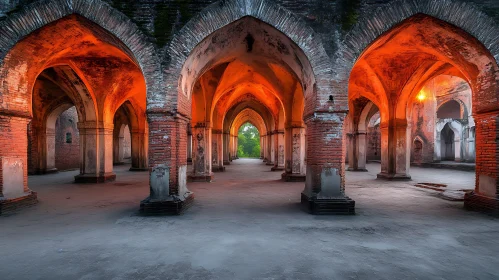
[
  {"xmin": 154, "ymin": 0, "xmax": 193, "ymax": 47},
  {"xmin": 111, "ymin": 0, "xmax": 135, "ymax": 20},
  {"xmin": 340, "ymin": 0, "xmax": 361, "ymax": 32}
]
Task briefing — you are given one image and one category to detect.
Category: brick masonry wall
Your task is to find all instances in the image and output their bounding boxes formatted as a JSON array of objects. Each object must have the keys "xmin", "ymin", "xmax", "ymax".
[
  {"xmin": 54, "ymin": 107, "xmax": 79, "ymax": 171},
  {"xmin": 0, "ymin": 115, "xmax": 30, "ymax": 193}
]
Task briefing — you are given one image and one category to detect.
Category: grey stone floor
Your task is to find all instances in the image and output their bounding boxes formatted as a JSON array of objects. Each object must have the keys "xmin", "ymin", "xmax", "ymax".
[{"xmin": 0, "ymin": 159, "xmax": 497, "ymax": 280}]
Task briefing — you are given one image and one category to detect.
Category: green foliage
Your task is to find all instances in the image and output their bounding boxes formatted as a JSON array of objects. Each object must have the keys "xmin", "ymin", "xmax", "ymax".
[
  {"xmin": 237, "ymin": 123, "xmax": 261, "ymax": 158},
  {"xmin": 340, "ymin": 0, "xmax": 361, "ymax": 32},
  {"xmin": 154, "ymin": 0, "xmax": 193, "ymax": 48}
]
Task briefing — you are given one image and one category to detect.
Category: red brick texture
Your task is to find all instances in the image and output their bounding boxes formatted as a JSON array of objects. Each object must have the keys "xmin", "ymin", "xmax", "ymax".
[
  {"xmin": 0, "ymin": 115, "xmax": 31, "ymax": 194},
  {"xmin": 148, "ymin": 113, "xmax": 189, "ymax": 195},
  {"xmin": 305, "ymin": 113, "xmax": 346, "ymax": 192}
]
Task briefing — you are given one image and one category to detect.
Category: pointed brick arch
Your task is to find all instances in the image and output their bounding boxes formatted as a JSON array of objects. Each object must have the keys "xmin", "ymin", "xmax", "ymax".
[
  {"xmin": 338, "ymin": 0, "xmax": 499, "ymax": 213},
  {"xmin": 162, "ymin": 0, "xmax": 333, "ymax": 115},
  {"xmin": 338, "ymin": 0, "xmax": 499, "ymax": 74},
  {"xmin": 0, "ymin": 0, "xmax": 163, "ymax": 109}
]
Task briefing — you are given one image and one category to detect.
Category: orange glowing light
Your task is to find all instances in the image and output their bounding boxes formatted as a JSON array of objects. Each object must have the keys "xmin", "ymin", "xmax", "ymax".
[{"xmin": 416, "ymin": 89, "xmax": 427, "ymax": 102}]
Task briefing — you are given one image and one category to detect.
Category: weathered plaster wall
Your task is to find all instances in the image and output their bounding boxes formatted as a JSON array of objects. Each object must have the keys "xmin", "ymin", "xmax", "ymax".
[
  {"xmin": 410, "ymin": 75, "xmax": 474, "ymax": 164},
  {"xmin": 54, "ymin": 107, "xmax": 80, "ymax": 171}
]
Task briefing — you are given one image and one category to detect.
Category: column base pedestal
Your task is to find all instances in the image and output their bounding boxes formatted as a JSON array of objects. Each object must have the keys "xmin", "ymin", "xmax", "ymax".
[
  {"xmin": 74, "ymin": 173, "xmax": 116, "ymax": 183},
  {"xmin": 113, "ymin": 162, "xmax": 126, "ymax": 166},
  {"xmin": 282, "ymin": 172, "xmax": 306, "ymax": 182},
  {"xmin": 129, "ymin": 167, "xmax": 149, "ymax": 172},
  {"xmin": 301, "ymin": 192, "xmax": 355, "ymax": 215},
  {"xmin": 188, "ymin": 173, "xmax": 213, "ymax": 182},
  {"xmin": 223, "ymin": 161, "xmax": 231, "ymax": 165},
  {"xmin": 265, "ymin": 162, "xmax": 274, "ymax": 166},
  {"xmin": 212, "ymin": 166, "xmax": 226, "ymax": 172},
  {"xmin": 140, "ymin": 192, "xmax": 194, "ymax": 215},
  {"xmin": 376, "ymin": 172, "xmax": 411, "ymax": 181},
  {"xmin": 464, "ymin": 192, "xmax": 499, "ymax": 216},
  {"xmin": 347, "ymin": 167, "xmax": 368, "ymax": 172},
  {"xmin": 271, "ymin": 166, "xmax": 284, "ymax": 171},
  {"xmin": 0, "ymin": 191, "xmax": 38, "ymax": 215}
]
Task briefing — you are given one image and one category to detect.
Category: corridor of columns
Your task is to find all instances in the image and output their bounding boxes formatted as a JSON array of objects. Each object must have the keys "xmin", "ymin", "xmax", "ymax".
[
  {"xmin": 0, "ymin": 0, "xmax": 497, "ymax": 218},
  {"xmin": 0, "ymin": 14, "xmax": 150, "ymax": 212}
]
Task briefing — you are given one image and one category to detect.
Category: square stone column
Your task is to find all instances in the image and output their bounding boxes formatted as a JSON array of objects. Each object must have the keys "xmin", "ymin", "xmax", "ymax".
[
  {"xmin": 75, "ymin": 122, "xmax": 116, "ymax": 183},
  {"xmin": 140, "ymin": 113, "xmax": 193, "ymax": 215},
  {"xmin": 233, "ymin": 135, "xmax": 239, "ymax": 159},
  {"xmin": 260, "ymin": 135, "xmax": 265, "ymax": 159},
  {"xmin": 271, "ymin": 130, "xmax": 285, "ymax": 171},
  {"xmin": 0, "ymin": 114, "xmax": 37, "ymax": 215},
  {"xmin": 266, "ymin": 132, "xmax": 275, "ymax": 166},
  {"xmin": 377, "ymin": 119, "xmax": 411, "ymax": 180},
  {"xmin": 189, "ymin": 123, "xmax": 213, "ymax": 182},
  {"xmin": 45, "ymin": 128, "xmax": 58, "ymax": 173},
  {"xmin": 464, "ymin": 113, "xmax": 499, "ymax": 215},
  {"xmin": 265, "ymin": 132, "xmax": 273, "ymax": 165},
  {"xmin": 129, "ymin": 130, "xmax": 149, "ymax": 171},
  {"xmin": 29, "ymin": 121, "xmax": 56, "ymax": 174},
  {"xmin": 212, "ymin": 130, "xmax": 225, "ymax": 172},
  {"xmin": 301, "ymin": 113, "xmax": 355, "ymax": 215},
  {"xmin": 113, "ymin": 134, "xmax": 126, "ymax": 165},
  {"xmin": 282, "ymin": 127, "xmax": 306, "ymax": 181},
  {"xmin": 262, "ymin": 135, "xmax": 268, "ymax": 162},
  {"xmin": 223, "ymin": 132, "xmax": 230, "ymax": 165},
  {"xmin": 347, "ymin": 131, "xmax": 368, "ymax": 172},
  {"xmin": 454, "ymin": 137, "xmax": 462, "ymax": 162}
]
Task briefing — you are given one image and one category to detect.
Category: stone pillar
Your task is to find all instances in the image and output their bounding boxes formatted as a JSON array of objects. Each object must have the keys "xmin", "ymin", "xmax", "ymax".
[
  {"xmin": 266, "ymin": 132, "xmax": 275, "ymax": 166},
  {"xmin": 262, "ymin": 135, "xmax": 267, "ymax": 162},
  {"xmin": 75, "ymin": 122, "xmax": 116, "ymax": 183},
  {"xmin": 0, "ymin": 114, "xmax": 38, "ymax": 215},
  {"xmin": 271, "ymin": 130, "xmax": 285, "ymax": 171},
  {"xmin": 223, "ymin": 132, "xmax": 230, "ymax": 165},
  {"xmin": 31, "ymin": 123, "xmax": 47, "ymax": 174},
  {"xmin": 234, "ymin": 135, "xmax": 239, "ymax": 159},
  {"xmin": 260, "ymin": 135, "xmax": 264, "ymax": 159},
  {"xmin": 265, "ymin": 132, "xmax": 273, "ymax": 165},
  {"xmin": 45, "ymin": 128, "xmax": 58, "ymax": 172},
  {"xmin": 212, "ymin": 130, "xmax": 225, "ymax": 172},
  {"xmin": 347, "ymin": 131, "xmax": 368, "ymax": 172},
  {"xmin": 301, "ymin": 113, "xmax": 355, "ymax": 215},
  {"xmin": 113, "ymin": 134, "xmax": 125, "ymax": 165},
  {"xmin": 129, "ymin": 130, "xmax": 148, "ymax": 171},
  {"xmin": 464, "ymin": 113, "xmax": 499, "ymax": 214},
  {"xmin": 30, "ymin": 122, "xmax": 57, "ymax": 174},
  {"xmin": 434, "ymin": 130, "xmax": 442, "ymax": 162},
  {"xmin": 282, "ymin": 127, "xmax": 306, "ymax": 181},
  {"xmin": 377, "ymin": 120, "xmax": 411, "ymax": 180},
  {"xmin": 140, "ymin": 113, "xmax": 193, "ymax": 215},
  {"xmin": 188, "ymin": 123, "xmax": 213, "ymax": 182},
  {"xmin": 455, "ymin": 137, "xmax": 462, "ymax": 162}
]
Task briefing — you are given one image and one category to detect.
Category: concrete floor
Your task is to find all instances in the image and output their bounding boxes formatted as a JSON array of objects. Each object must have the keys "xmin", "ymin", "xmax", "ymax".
[{"xmin": 1, "ymin": 159, "xmax": 498, "ymax": 280}]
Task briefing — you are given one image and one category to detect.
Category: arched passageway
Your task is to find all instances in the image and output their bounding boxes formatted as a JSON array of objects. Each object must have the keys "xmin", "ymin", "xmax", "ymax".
[
  {"xmin": 1, "ymin": 0, "xmax": 497, "ymax": 217},
  {"xmin": 342, "ymin": 4, "xmax": 498, "ymax": 212},
  {"xmin": 0, "ymin": 9, "xmax": 152, "ymax": 213},
  {"xmin": 346, "ymin": 13, "xmax": 497, "ymax": 185},
  {"xmin": 141, "ymin": 1, "xmax": 354, "ymax": 215}
]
